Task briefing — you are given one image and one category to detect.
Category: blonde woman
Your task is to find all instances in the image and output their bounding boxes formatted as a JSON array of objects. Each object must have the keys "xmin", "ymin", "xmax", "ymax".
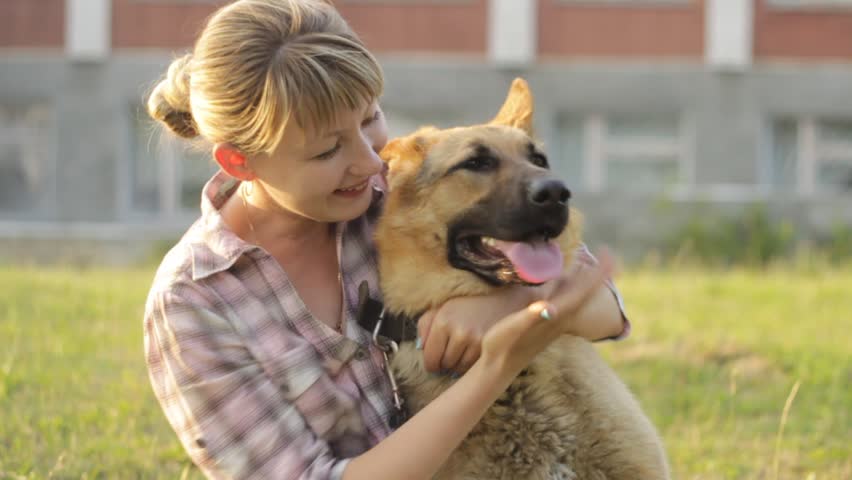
[{"xmin": 143, "ymin": 1, "xmax": 628, "ymax": 478}]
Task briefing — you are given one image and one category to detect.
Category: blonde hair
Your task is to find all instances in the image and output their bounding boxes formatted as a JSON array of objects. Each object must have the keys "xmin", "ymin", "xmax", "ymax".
[{"xmin": 147, "ymin": 0, "xmax": 384, "ymax": 155}]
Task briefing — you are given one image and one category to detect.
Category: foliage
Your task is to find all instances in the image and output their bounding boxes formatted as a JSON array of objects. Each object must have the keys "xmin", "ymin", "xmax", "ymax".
[{"xmin": 662, "ymin": 205, "xmax": 852, "ymax": 268}]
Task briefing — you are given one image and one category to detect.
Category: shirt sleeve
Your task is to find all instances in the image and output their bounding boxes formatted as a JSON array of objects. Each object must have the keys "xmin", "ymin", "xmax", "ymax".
[
  {"xmin": 144, "ymin": 289, "xmax": 352, "ymax": 480},
  {"xmin": 572, "ymin": 244, "xmax": 631, "ymax": 341}
]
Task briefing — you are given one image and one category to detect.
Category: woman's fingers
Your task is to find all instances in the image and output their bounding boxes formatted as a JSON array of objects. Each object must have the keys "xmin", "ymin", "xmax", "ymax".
[
  {"xmin": 548, "ymin": 253, "xmax": 613, "ymax": 320},
  {"xmin": 420, "ymin": 248, "xmax": 616, "ymax": 375},
  {"xmin": 480, "ymin": 260, "xmax": 612, "ymax": 371},
  {"xmin": 422, "ymin": 315, "xmax": 449, "ymax": 373},
  {"xmin": 482, "ymin": 301, "xmax": 557, "ymax": 360},
  {"xmin": 455, "ymin": 343, "xmax": 481, "ymax": 374},
  {"xmin": 417, "ymin": 309, "xmax": 437, "ymax": 348},
  {"xmin": 420, "ymin": 303, "xmax": 488, "ymax": 374},
  {"xmin": 595, "ymin": 246, "xmax": 619, "ymax": 277},
  {"xmin": 439, "ymin": 332, "xmax": 470, "ymax": 372}
]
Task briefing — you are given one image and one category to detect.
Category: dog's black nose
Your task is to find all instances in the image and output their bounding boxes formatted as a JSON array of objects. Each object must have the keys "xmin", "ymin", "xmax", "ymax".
[{"xmin": 528, "ymin": 178, "xmax": 571, "ymax": 207}]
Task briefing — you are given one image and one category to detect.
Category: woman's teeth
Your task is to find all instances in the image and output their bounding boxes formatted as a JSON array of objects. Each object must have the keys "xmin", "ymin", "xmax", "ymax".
[{"xmin": 338, "ymin": 180, "xmax": 368, "ymax": 192}]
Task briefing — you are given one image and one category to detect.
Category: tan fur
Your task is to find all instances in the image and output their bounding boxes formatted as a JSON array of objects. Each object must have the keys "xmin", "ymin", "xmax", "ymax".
[{"xmin": 376, "ymin": 79, "xmax": 670, "ymax": 479}]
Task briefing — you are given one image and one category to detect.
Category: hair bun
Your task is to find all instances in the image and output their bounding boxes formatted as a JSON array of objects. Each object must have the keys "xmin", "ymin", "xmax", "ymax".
[{"xmin": 147, "ymin": 54, "xmax": 199, "ymax": 138}]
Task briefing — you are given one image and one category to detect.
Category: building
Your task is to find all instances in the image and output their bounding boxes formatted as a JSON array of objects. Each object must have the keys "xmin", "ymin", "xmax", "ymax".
[{"xmin": 1, "ymin": 0, "xmax": 851, "ymax": 263}]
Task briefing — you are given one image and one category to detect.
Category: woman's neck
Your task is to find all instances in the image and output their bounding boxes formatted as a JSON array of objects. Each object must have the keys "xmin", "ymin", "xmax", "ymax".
[{"xmin": 226, "ymin": 182, "xmax": 336, "ymax": 252}]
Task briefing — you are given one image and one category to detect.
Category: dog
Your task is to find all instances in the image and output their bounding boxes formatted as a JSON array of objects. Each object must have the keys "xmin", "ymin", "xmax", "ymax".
[{"xmin": 373, "ymin": 79, "xmax": 670, "ymax": 480}]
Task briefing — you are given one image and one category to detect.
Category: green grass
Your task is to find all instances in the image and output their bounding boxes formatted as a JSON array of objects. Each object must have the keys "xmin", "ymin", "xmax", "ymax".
[
  {"xmin": 599, "ymin": 267, "xmax": 852, "ymax": 480},
  {"xmin": 0, "ymin": 268, "xmax": 202, "ymax": 479},
  {"xmin": 1, "ymin": 266, "xmax": 850, "ymax": 479}
]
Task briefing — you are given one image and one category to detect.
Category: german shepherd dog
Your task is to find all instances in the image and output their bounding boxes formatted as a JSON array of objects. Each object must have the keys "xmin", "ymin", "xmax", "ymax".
[{"xmin": 374, "ymin": 79, "xmax": 670, "ymax": 480}]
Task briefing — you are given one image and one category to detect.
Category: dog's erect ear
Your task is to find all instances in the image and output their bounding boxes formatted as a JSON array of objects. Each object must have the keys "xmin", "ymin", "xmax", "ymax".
[
  {"xmin": 380, "ymin": 137, "xmax": 414, "ymax": 173},
  {"xmin": 380, "ymin": 128, "xmax": 437, "ymax": 190},
  {"xmin": 381, "ymin": 136, "xmax": 422, "ymax": 174},
  {"xmin": 490, "ymin": 78, "xmax": 534, "ymax": 135}
]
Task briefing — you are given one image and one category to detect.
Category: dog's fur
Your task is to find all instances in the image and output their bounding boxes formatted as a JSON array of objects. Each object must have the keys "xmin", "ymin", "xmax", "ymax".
[{"xmin": 374, "ymin": 79, "xmax": 670, "ymax": 480}]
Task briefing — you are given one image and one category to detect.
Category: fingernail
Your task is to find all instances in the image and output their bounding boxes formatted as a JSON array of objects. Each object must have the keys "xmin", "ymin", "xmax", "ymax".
[
  {"xmin": 540, "ymin": 308, "xmax": 551, "ymax": 321},
  {"xmin": 415, "ymin": 337, "xmax": 422, "ymax": 350}
]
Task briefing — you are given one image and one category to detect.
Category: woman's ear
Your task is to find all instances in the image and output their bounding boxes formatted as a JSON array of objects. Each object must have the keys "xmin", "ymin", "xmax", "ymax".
[{"xmin": 213, "ymin": 143, "xmax": 256, "ymax": 181}]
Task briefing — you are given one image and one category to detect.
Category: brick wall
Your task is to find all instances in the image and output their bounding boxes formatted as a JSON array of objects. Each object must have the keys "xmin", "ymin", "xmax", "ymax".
[
  {"xmin": 538, "ymin": 0, "xmax": 704, "ymax": 59},
  {"xmin": 754, "ymin": 0, "xmax": 852, "ymax": 61},
  {"xmin": 110, "ymin": 0, "xmax": 486, "ymax": 54},
  {"xmin": 0, "ymin": 0, "xmax": 64, "ymax": 48},
  {"xmin": 112, "ymin": 0, "xmax": 227, "ymax": 49},
  {"xmin": 337, "ymin": 0, "xmax": 487, "ymax": 55},
  {"xmin": 6, "ymin": 1, "xmax": 852, "ymax": 62}
]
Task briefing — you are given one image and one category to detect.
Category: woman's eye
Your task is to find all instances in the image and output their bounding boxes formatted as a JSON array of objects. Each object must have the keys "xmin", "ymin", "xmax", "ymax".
[
  {"xmin": 363, "ymin": 110, "xmax": 381, "ymax": 127},
  {"xmin": 315, "ymin": 143, "xmax": 341, "ymax": 160}
]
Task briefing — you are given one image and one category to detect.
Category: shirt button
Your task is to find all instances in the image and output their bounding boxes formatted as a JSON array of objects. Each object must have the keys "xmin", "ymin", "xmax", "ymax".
[{"xmin": 354, "ymin": 347, "xmax": 369, "ymax": 361}]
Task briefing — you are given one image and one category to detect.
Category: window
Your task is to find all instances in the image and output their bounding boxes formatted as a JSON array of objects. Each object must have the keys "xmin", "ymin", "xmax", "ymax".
[
  {"xmin": 130, "ymin": 112, "xmax": 218, "ymax": 218},
  {"xmin": 819, "ymin": 120, "xmax": 852, "ymax": 192},
  {"xmin": 557, "ymin": 113, "xmax": 689, "ymax": 193},
  {"xmin": 0, "ymin": 102, "xmax": 55, "ymax": 219},
  {"xmin": 768, "ymin": 119, "xmax": 798, "ymax": 189},
  {"xmin": 768, "ymin": 118, "xmax": 852, "ymax": 195}
]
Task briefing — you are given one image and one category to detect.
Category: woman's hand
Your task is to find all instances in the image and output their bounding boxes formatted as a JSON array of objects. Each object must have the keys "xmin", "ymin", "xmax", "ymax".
[
  {"xmin": 417, "ymin": 250, "xmax": 617, "ymax": 374},
  {"xmin": 480, "ymin": 254, "xmax": 612, "ymax": 376},
  {"xmin": 534, "ymin": 249, "xmax": 625, "ymax": 340},
  {"xmin": 417, "ymin": 286, "xmax": 531, "ymax": 374}
]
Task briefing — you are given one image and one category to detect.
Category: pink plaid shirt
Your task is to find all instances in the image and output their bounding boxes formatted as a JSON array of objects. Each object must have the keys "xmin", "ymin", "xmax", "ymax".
[{"xmin": 144, "ymin": 171, "xmax": 629, "ymax": 480}]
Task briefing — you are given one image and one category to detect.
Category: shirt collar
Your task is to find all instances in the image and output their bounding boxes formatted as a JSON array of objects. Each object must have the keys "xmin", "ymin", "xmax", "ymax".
[{"xmin": 189, "ymin": 171, "xmax": 259, "ymax": 280}]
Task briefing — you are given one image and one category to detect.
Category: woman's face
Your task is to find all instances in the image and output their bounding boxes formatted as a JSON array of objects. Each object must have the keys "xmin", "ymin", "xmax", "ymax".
[{"xmin": 249, "ymin": 100, "xmax": 388, "ymax": 223}]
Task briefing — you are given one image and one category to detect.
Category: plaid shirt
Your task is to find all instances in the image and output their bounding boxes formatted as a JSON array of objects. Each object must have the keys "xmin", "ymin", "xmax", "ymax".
[{"xmin": 144, "ymin": 171, "xmax": 629, "ymax": 480}]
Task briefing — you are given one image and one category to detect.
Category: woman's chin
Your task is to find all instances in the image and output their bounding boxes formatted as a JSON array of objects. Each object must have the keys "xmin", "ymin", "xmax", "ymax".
[{"xmin": 326, "ymin": 190, "xmax": 373, "ymax": 222}]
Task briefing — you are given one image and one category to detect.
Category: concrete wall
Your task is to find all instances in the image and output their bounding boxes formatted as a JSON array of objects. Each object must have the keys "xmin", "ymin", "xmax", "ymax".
[
  {"xmin": 2, "ymin": 0, "xmax": 852, "ymax": 264},
  {"xmin": 2, "ymin": 52, "xmax": 851, "ymax": 263}
]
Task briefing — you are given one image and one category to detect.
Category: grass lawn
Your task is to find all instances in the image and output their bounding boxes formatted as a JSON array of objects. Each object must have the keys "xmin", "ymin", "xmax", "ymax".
[{"xmin": 0, "ymin": 266, "xmax": 849, "ymax": 479}]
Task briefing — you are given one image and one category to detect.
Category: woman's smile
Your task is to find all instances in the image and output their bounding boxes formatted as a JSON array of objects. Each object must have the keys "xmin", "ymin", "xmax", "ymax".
[{"xmin": 333, "ymin": 178, "xmax": 371, "ymax": 198}]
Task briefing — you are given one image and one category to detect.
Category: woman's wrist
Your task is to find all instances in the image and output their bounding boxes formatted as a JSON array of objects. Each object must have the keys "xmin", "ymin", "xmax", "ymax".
[
  {"xmin": 475, "ymin": 347, "xmax": 530, "ymax": 388},
  {"xmin": 559, "ymin": 284, "xmax": 623, "ymax": 339},
  {"xmin": 467, "ymin": 356, "xmax": 516, "ymax": 396},
  {"xmin": 510, "ymin": 283, "xmax": 547, "ymax": 312}
]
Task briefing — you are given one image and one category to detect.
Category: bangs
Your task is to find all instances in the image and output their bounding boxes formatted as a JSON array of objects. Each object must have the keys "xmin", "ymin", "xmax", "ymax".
[
  {"xmin": 265, "ymin": 35, "xmax": 384, "ymax": 150},
  {"xmin": 177, "ymin": 0, "xmax": 386, "ymax": 156}
]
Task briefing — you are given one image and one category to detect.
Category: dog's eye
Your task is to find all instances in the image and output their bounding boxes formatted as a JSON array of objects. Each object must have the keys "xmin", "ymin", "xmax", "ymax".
[
  {"xmin": 530, "ymin": 153, "xmax": 549, "ymax": 169},
  {"xmin": 459, "ymin": 155, "xmax": 497, "ymax": 172}
]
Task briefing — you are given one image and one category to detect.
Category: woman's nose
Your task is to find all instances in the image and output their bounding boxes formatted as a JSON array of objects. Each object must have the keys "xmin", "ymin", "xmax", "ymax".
[{"xmin": 350, "ymin": 137, "xmax": 384, "ymax": 177}]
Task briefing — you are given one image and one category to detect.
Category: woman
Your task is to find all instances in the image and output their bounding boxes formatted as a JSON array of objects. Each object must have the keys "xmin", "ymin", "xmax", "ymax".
[{"xmin": 144, "ymin": 1, "xmax": 629, "ymax": 478}]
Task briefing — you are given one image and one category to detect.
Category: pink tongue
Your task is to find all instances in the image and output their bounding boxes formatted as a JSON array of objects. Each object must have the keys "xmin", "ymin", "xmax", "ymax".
[{"xmin": 493, "ymin": 239, "xmax": 564, "ymax": 284}]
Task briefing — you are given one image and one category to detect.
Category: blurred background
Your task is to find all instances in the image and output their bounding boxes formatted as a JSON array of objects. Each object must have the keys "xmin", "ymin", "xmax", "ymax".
[
  {"xmin": 0, "ymin": 1, "xmax": 850, "ymax": 479},
  {"xmin": 1, "ymin": 0, "xmax": 852, "ymax": 264}
]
